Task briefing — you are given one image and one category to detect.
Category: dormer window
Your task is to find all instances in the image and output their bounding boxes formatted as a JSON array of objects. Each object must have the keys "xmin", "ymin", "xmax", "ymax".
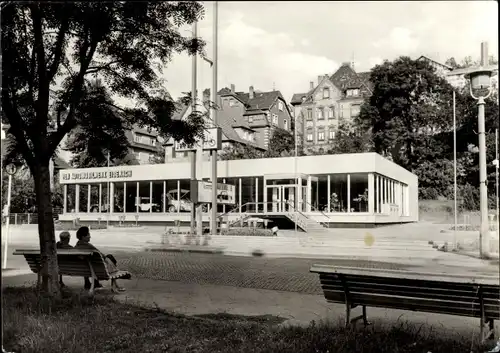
[
  {"xmin": 301, "ymin": 96, "xmax": 306, "ymax": 102},
  {"xmin": 323, "ymin": 88, "xmax": 330, "ymax": 99},
  {"xmin": 278, "ymin": 101, "xmax": 284, "ymax": 111},
  {"xmin": 346, "ymin": 89, "xmax": 360, "ymax": 97}
]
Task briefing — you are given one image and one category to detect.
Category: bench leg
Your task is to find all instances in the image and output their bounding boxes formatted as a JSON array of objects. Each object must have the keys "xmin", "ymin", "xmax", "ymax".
[
  {"xmin": 362, "ymin": 306, "xmax": 371, "ymax": 326},
  {"xmin": 88, "ymin": 279, "xmax": 95, "ymax": 296},
  {"xmin": 86, "ymin": 259, "xmax": 98, "ymax": 296},
  {"xmin": 483, "ymin": 318, "xmax": 495, "ymax": 342},
  {"xmin": 344, "ymin": 301, "xmax": 351, "ymax": 328}
]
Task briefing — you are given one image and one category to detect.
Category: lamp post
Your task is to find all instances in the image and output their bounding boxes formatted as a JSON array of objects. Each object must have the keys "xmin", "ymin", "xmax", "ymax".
[
  {"xmin": 463, "ymin": 42, "xmax": 497, "ymax": 258},
  {"xmin": 210, "ymin": 1, "xmax": 219, "ymax": 238}
]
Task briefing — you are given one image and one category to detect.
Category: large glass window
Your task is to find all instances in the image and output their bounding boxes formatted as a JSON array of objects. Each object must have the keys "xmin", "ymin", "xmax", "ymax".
[
  {"xmin": 256, "ymin": 177, "xmax": 264, "ymax": 213},
  {"xmin": 317, "ymin": 175, "xmax": 328, "ymax": 211},
  {"xmin": 77, "ymin": 185, "xmax": 88, "ymax": 213},
  {"xmin": 330, "ymin": 174, "xmax": 348, "ymax": 212},
  {"xmin": 113, "ymin": 182, "xmax": 125, "ymax": 213},
  {"xmin": 164, "ymin": 180, "xmax": 180, "ymax": 213},
  {"xmin": 240, "ymin": 177, "xmax": 255, "ymax": 212},
  {"xmin": 125, "ymin": 182, "xmax": 137, "ymax": 212},
  {"xmin": 152, "ymin": 181, "xmax": 164, "ymax": 213},
  {"xmin": 66, "ymin": 185, "xmax": 76, "ymax": 213},
  {"xmin": 350, "ymin": 173, "xmax": 369, "ymax": 212}
]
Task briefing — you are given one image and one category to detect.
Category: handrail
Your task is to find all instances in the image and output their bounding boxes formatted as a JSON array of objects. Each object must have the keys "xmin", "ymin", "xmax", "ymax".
[
  {"xmin": 216, "ymin": 202, "xmax": 255, "ymax": 220},
  {"xmin": 303, "ymin": 201, "xmax": 331, "ymax": 219},
  {"xmin": 301, "ymin": 201, "xmax": 331, "ymax": 228}
]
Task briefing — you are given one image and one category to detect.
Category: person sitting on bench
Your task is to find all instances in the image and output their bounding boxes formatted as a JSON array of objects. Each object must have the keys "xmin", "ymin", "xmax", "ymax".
[
  {"xmin": 74, "ymin": 226, "xmax": 127, "ymax": 292},
  {"xmin": 56, "ymin": 231, "xmax": 73, "ymax": 287}
]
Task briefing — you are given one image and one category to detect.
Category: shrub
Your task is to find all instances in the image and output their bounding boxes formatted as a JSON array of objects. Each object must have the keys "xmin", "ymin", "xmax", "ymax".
[
  {"xmin": 221, "ymin": 227, "xmax": 273, "ymax": 237},
  {"xmin": 55, "ymin": 223, "xmax": 107, "ymax": 231}
]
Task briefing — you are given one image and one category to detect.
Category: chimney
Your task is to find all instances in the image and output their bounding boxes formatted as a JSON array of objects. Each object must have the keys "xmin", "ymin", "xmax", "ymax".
[
  {"xmin": 318, "ymin": 75, "xmax": 323, "ymax": 84},
  {"xmin": 310, "ymin": 81, "xmax": 314, "ymax": 90},
  {"xmin": 481, "ymin": 41, "xmax": 488, "ymax": 66},
  {"xmin": 249, "ymin": 86, "xmax": 254, "ymax": 99},
  {"xmin": 230, "ymin": 84, "xmax": 235, "ymax": 93},
  {"xmin": 342, "ymin": 62, "xmax": 350, "ymax": 67}
]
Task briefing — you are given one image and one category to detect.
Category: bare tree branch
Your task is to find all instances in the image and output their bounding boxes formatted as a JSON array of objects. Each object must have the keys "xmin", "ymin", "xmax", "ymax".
[
  {"xmin": 29, "ymin": 3, "xmax": 50, "ymax": 139},
  {"xmin": 49, "ymin": 35, "xmax": 99, "ymax": 153}
]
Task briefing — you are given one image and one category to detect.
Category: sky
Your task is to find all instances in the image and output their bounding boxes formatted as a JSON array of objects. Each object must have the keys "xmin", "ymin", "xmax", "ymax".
[{"xmin": 159, "ymin": 1, "xmax": 499, "ymax": 103}]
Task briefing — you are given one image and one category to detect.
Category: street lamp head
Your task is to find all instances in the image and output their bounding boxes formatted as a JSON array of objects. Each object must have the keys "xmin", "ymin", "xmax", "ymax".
[{"xmin": 465, "ymin": 68, "xmax": 494, "ymax": 90}]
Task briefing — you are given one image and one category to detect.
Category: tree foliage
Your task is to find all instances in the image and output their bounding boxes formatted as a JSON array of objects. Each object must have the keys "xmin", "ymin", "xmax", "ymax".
[
  {"xmin": 218, "ymin": 127, "xmax": 301, "ymax": 161},
  {"xmin": 328, "ymin": 121, "xmax": 372, "ymax": 154},
  {"xmin": 263, "ymin": 127, "xmax": 298, "ymax": 158},
  {"xmin": 218, "ymin": 143, "xmax": 262, "ymax": 161},
  {"xmin": 1, "ymin": 2, "xmax": 207, "ymax": 296},
  {"xmin": 357, "ymin": 56, "xmax": 456, "ymax": 171},
  {"xmin": 357, "ymin": 55, "xmax": 499, "ymax": 204}
]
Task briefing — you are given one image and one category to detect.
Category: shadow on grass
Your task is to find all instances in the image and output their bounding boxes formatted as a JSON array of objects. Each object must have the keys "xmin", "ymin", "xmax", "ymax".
[{"xmin": 2, "ymin": 285, "xmax": 491, "ymax": 353}]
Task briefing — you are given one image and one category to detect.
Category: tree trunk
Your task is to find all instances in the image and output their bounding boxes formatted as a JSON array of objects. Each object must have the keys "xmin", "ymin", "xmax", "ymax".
[{"xmin": 33, "ymin": 162, "xmax": 60, "ymax": 297}]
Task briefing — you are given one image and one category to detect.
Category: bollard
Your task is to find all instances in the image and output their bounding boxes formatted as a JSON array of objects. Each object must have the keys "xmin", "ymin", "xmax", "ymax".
[
  {"xmin": 135, "ymin": 214, "xmax": 139, "ymax": 227},
  {"xmin": 27, "ymin": 213, "xmax": 30, "ymax": 224},
  {"xmin": 14, "ymin": 213, "xmax": 17, "ymax": 225}
]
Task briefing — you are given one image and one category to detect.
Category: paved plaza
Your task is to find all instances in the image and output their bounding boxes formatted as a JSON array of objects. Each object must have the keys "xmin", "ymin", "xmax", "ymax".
[
  {"xmin": 2, "ymin": 252, "xmax": 489, "ymax": 340},
  {"xmin": 2, "ymin": 222, "xmax": 499, "ymax": 342}
]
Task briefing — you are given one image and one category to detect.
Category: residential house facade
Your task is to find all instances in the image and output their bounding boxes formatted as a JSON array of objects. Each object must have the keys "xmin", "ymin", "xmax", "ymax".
[
  {"xmin": 126, "ymin": 127, "xmax": 160, "ymax": 164},
  {"xmin": 290, "ymin": 63, "xmax": 372, "ymax": 154},
  {"xmin": 163, "ymin": 85, "xmax": 293, "ymax": 162}
]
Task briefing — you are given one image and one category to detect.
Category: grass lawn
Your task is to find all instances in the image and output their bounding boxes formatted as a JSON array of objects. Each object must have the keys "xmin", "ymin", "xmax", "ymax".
[{"xmin": 2, "ymin": 286, "xmax": 490, "ymax": 353}]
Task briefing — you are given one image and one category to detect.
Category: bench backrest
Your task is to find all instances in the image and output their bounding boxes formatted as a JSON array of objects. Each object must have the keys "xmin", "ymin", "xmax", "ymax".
[
  {"xmin": 311, "ymin": 265, "xmax": 500, "ymax": 319},
  {"xmin": 13, "ymin": 249, "xmax": 111, "ymax": 280}
]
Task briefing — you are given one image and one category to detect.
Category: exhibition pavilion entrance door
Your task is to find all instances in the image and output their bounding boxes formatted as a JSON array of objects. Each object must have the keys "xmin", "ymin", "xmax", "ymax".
[{"xmin": 264, "ymin": 174, "xmax": 309, "ymax": 213}]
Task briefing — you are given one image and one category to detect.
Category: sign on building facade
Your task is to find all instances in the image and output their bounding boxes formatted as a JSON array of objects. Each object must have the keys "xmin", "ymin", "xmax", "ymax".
[
  {"xmin": 191, "ymin": 180, "xmax": 236, "ymax": 205},
  {"xmin": 174, "ymin": 127, "xmax": 222, "ymax": 152}
]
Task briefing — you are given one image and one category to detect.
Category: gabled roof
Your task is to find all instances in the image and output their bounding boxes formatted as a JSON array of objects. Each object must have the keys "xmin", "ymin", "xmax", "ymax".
[
  {"xmin": 167, "ymin": 91, "xmax": 263, "ymax": 150},
  {"xmin": 235, "ymin": 90, "xmax": 285, "ymax": 111},
  {"xmin": 172, "ymin": 102, "xmax": 189, "ymax": 121},
  {"xmin": 217, "ymin": 87, "xmax": 247, "ymax": 105},
  {"xmin": 291, "ymin": 93, "xmax": 308, "ymax": 105},
  {"xmin": 330, "ymin": 63, "xmax": 367, "ymax": 91},
  {"xmin": 357, "ymin": 71, "xmax": 373, "ymax": 91},
  {"xmin": 53, "ymin": 156, "xmax": 71, "ymax": 170},
  {"xmin": 416, "ymin": 55, "xmax": 453, "ymax": 70}
]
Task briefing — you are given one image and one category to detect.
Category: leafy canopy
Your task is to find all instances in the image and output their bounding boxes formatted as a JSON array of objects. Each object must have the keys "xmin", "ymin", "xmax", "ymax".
[
  {"xmin": 356, "ymin": 56, "xmax": 456, "ymax": 171},
  {"xmin": 1, "ymin": 2, "xmax": 207, "ymax": 172}
]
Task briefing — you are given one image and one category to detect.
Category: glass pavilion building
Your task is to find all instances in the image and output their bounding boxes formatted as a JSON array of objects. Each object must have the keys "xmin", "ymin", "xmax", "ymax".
[{"xmin": 58, "ymin": 153, "xmax": 418, "ymax": 227}]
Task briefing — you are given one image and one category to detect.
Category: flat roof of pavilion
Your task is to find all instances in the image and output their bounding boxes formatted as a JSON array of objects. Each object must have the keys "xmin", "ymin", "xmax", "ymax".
[{"xmin": 59, "ymin": 153, "xmax": 416, "ymax": 185}]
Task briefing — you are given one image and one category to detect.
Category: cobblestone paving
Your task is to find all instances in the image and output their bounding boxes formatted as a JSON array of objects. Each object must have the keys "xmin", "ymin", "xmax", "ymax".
[{"xmin": 114, "ymin": 252, "xmax": 412, "ymax": 295}]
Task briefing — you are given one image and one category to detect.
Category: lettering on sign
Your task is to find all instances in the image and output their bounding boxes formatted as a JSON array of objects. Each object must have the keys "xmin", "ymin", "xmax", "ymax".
[{"xmin": 61, "ymin": 170, "xmax": 133, "ymax": 181}]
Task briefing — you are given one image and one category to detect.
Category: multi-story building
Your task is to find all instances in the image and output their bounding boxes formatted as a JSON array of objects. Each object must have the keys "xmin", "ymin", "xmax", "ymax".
[
  {"xmin": 163, "ymin": 85, "xmax": 293, "ymax": 162},
  {"xmin": 126, "ymin": 127, "xmax": 160, "ymax": 164},
  {"xmin": 290, "ymin": 63, "xmax": 372, "ymax": 154}
]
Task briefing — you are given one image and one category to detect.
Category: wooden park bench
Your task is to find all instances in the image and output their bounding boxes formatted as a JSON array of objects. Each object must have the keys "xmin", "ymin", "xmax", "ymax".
[
  {"xmin": 13, "ymin": 249, "xmax": 132, "ymax": 295},
  {"xmin": 310, "ymin": 264, "xmax": 500, "ymax": 342}
]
